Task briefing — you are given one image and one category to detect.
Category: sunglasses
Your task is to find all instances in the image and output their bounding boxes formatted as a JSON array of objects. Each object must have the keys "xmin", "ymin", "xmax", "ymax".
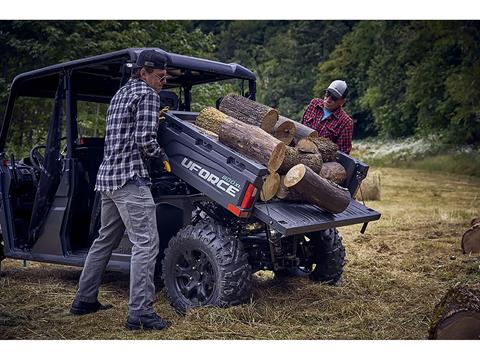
[
  {"xmin": 153, "ymin": 72, "xmax": 167, "ymax": 82},
  {"xmin": 324, "ymin": 91, "xmax": 339, "ymax": 102}
]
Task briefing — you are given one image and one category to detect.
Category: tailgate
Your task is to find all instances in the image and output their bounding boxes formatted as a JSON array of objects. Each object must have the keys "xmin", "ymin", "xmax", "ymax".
[{"xmin": 253, "ymin": 200, "xmax": 381, "ymax": 236}]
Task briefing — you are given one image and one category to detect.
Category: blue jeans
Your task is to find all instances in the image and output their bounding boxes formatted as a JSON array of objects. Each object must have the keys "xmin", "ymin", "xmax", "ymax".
[{"xmin": 74, "ymin": 179, "xmax": 159, "ymax": 316}]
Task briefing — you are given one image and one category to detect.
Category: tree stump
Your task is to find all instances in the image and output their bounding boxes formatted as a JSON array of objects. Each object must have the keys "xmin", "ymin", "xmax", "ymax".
[
  {"xmin": 319, "ymin": 162, "xmax": 347, "ymax": 185},
  {"xmin": 219, "ymin": 93, "xmax": 278, "ymax": 133},
  {"xmin": 195, "ymin": 107, "xmax": 234, "ymax": 134},
  {"xmin": 284, "ymin": 164, "xmax": 351, "ymax": 214},
  {"xmin": 218, "ymin": 120, "xmax": 286, "ymax": 173},
  {"xmin": 273, "ymin": 120, "xmax": 296, "ymax": 145},
  {"xmin": 277, "ymin": 147, "xmax": 323, "ymax": 175},
  {"xmin": 461, "ymin": 223, "xmax": 480, "ymax": 254},
  {"xmin": 310, "ymin": 137, "xmax": 339, "ymax": 162},
  {"xmin": 429, "ymin": 284, "xmax": 480, "ymax": 339},
  {"xmin": 260, "ymin": 172, "xmax": 281, "ymax": 201}
]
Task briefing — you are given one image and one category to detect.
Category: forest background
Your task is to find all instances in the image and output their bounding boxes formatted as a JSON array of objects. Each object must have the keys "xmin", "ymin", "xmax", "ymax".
[{"xmin": 1, "ymin": 20, "xmax": 479, "ymax": 174}]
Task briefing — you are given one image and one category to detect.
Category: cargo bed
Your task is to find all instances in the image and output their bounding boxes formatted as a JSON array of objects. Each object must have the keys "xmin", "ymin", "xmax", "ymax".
[{"xmin": 159, "ymin": 111, "xmax": 381, "ymax": 234}]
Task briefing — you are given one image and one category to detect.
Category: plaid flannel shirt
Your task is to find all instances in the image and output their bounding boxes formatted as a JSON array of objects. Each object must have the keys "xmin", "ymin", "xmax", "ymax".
[
  {"xmin": 95, "ymin": 79, "xmax": 162, "ymax": 191},
  {"xmin": 301, "ymin": 98, "xmax": 353, "ymax": 154}
]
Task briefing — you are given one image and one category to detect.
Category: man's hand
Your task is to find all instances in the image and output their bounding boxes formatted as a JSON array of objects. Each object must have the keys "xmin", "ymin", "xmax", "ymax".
[{"xmin": 159, "ymin": 150, "xmax": 171, "ymax": 172}]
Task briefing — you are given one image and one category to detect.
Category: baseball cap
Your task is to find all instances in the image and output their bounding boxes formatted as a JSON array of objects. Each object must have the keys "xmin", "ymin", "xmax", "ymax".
[
  {"xmin": 134, "ymin": 49, "xmax": 168, "ymax": 69},
  {"xmin": 326, "ymin": 80, "xmax": 348, "ymax": 98}
]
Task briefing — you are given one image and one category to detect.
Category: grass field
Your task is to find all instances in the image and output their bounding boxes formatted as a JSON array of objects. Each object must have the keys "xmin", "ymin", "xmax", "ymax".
[{"xmin": 1, "ymin": 167, "xmax": 479, "ymax": 340}]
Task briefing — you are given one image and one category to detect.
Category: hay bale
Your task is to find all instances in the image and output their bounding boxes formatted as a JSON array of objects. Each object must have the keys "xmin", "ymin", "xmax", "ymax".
[{"xmin": 356, "ymin": 171, "xmax": 381, "ymax": 201}]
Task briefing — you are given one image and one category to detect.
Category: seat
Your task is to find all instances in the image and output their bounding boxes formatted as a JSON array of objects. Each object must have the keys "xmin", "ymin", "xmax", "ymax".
[{"xmin": 159, "ymin": 90, "xmax": 179, "ymax": 110}]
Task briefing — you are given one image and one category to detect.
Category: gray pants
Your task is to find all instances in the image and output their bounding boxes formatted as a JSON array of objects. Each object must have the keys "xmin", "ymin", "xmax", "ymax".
[{"xmin": 74, "ymin": 180, "xmax": 159, "ymax": 316}]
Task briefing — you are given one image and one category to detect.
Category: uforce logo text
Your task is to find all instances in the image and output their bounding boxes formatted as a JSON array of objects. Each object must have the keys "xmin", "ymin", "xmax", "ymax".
[{"xmin": 181, "ymin": 157, "xmax": 240, "ymax": 197}]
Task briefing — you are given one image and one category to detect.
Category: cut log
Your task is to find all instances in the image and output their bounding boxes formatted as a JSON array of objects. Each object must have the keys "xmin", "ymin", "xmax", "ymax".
[
  {"xmin": 191, "ymin": 123, "xmax": 219, "ymax": 139},
  {"xmin": 260, "ymin": 172, "xmax": 281, "ymax": 201},
  {"xmin": 218, "ymin": 120, "xmax": 286, "ymax": 173},
  {"xmin": 310, "ymin": 137, "xmax": 339, "ymax": 162},
  {"xmin": 471, "ymin": 218, "xmax": 480, "ymax": 227},
  {"xmin": 276, "ymin": 175, "xmax": 303, "ymax": 201},
  {"xmin": 356, "ymin": 172, "xmax": 381, "ymax": 201},
  {"xmin": 284, "ymin": 164, "xmax": 351, "ymax": 213},
  {"xmin": 429, "ymin": 284, "xmax": 480, "ymax": 339},
  {"xmin": 275, "ymin": 116, "xmax": 318, "ymax": 144},
  {"xmin": 319, "ymin": 162, "xmax": 347, "ymax": 185},
  {"xmin": 461, "ymin": 224, "xmax": 480, "ymax": 254},
  {"xmin": 295, "ymin": 138, "xmax": 318, "ymax": 154},
  {"xmin": 195, "ymin": 107, "xmax": 234, "ymax": 134},
  {"xmin": 273, "ymin": 120, "xmax": 296, "ymax": 145},
  {"xmin": 219, "ymin": 93, "xmax": 278, "ymax": 133},
  {"xmin": 277, "ymin": 147, "xmax": 323, "ymax": 175}
]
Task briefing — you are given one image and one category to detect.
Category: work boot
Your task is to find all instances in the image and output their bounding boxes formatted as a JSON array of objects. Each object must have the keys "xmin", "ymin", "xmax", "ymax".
[
  {"xmin": 70, "ymin": 299, "xmax": 113, "ymax": 315},
  {"xmin": 125, "ymin": 312, "xmax": 170, "ymax": 330}
]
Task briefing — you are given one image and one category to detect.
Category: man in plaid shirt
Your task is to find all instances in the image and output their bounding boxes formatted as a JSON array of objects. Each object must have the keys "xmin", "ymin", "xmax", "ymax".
[
  {"xmin": 71, "ymin": 50, "xmax": 170, "ymax": 331},
  {"xmin": 301, "ymin": 80, "xmax": 353, "ymax": 154}
]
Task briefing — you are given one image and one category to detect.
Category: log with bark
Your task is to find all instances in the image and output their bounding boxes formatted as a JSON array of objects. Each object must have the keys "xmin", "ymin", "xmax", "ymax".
[
  {"xmin": 195, "ymin": 106, "xmax": 234, "ymax": 134},
  {"xmin": 428, "ymin": 284, "xmax": 480, "ymax": 339},
  {"xmin": 284, "ymin": 164, "xmax": 351, "ymax": 213},
  {"xmin": 310, "ymin": 137, "xmax": 339, "ymax": 162},
  {"xmin": 356, "ymin": 171, "xmax": 381, "ymax": 201},
  {"xmin": 275, "ymin": 115, "xmax": 318, "ymax": 144},
  {"xmin": 218, "ymin": 119, "xmax": 286, "ymax": 173},
  {"xmin": 219, "ymin": 93, "xmax": 278, "ymax": 133},
  {"xmin": 276, "ymin": 175, "xmax": 303, "ymax": 201},
  {"xmin": 277, "ymin": 147, "xmax": 323, "ymax": 175},
  {"xmin": 260, "ymin": 172, "xmax": 281, "ymax": 201},
  {"xmin": 461, "ymin": 223, "xmax": 480, "ymax": 254},
  {"xmin": 272, "ymin": 119, "xmax": 296, "ymax": 145},
  {"xmin": 319, "ymin": 162, "xmax": 347, "ymax": 185},
  {"xmin": 295, "ymin": 138, "xmax": 319, "ymax": 154},
  {"xmin": 191, "ymin": 123, "xmax": 219, "ymax": 139}
]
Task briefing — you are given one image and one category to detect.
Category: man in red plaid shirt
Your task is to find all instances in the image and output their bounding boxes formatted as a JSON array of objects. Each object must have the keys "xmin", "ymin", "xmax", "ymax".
[{"xmin": 301, "ymin": 80, "xmax": 353, "ymax": 154}]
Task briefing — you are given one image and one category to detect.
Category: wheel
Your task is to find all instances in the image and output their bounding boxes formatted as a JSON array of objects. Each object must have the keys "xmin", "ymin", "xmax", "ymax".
[
  {"xmin": 307, "ymin": 228, "xmax": 345, "ymax": 284},
  {"xmin": 162, "ymin": 219, "xmax": 252, "ymax": 313}
]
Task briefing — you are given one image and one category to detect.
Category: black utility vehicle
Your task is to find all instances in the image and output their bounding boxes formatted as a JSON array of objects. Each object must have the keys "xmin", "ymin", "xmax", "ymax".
[{"xmin": 0, "ymin": 48, "xmax": 380, "ymax": 313}]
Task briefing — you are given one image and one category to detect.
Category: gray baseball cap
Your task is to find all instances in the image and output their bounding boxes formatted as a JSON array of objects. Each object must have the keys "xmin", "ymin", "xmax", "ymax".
[{"xmin": 326, "ymin": 80, "xmax": 348, "ymax": 98}]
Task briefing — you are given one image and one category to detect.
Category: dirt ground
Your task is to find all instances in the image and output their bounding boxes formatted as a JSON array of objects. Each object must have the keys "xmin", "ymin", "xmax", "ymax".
[{"xmin": 1, "ymin": 167, "xmax": 479, "ymax": 340}]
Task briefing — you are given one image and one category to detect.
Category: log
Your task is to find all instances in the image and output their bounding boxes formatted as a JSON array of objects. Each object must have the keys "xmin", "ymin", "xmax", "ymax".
[
  {"xmin": 276, "ymin": 116, "xmax": 318, "ymax": 143},
  {"xmin": 310, "ymin": 137, "xmax": 339, "ymax": 162},
  {"xmin": 295, "ymin": 138, "xmax": 318, "ymax": 154},
  {"xmin": 219, "ymin": 93, "xmax": 278, "ymax": 132},
  {"xmin": 218, "ymin": 120, "xmax": 286, "ymax": 173},
  {"xmin": 319, "ymin": 162, "xmax": 347, "ymax": 185},
  {"xmin": 277, "ymin": 147, "xmax": 323, "ymax": 175},
  {"xmin": 461, "ymin": 224, "xmax": 480, "ymax": 254},
  {"xmin": 284, "ymin": 164, "xmax": 351, "ymax": 213},
  {"xmin": 195, "ymin": 107, "xmax": 234, "ymax": 134},
  {"xmin": 191, "ymin": 123, "xmax": 218, "ymax": 139},
  {"xmin": 276, "ymin": 175, "xmax": 303, "ymax": 201},
  {"xmin": 356, "ymin": 172, "xmax": 381, "ymax": 201},
  {"xmin": 260, "ymin": 172, "xmax": 281, "ymax": 201},
  {"xmin": 273, "ymin": 120, "xmax": 296, "ymax": 145},
  {"xmin": 428, "ymin": 284, "xmax": 480, "ymax": 339}
]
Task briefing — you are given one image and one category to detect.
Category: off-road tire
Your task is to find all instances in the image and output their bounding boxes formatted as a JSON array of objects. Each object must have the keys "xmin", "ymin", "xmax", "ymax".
[
  {"xmin": 308, "ymin": 228, "xmax": 345, "ymax": 284},
  {"xmin": 162, "ymin": 219, "xmax": 252, "ymax": 313}
]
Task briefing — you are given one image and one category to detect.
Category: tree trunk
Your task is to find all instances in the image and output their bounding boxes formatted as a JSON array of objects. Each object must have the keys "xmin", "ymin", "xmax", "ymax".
[
  {"xmin": 195, "ymin": 107, "xmax": 234, "ymax": 134},
  {"xmin": 310, "ymin": 137, "xmax": 339, "ymax": 162},
  {"xmin": 429, "ymin": 284, "xmax": 480, "ymax": 340},
  {"xmin": 260, "ymin": 172, "xmax": 281, "ymax": 201},
  {"xmin": 284, "ymin": 164, "xmax": 351, "ymax": 213},
  {"xmin": 276, "ymin": 175, "xmax": 303, "ymax": 201},
  {"xmin": 218, "ymin": 120, "xmax": 286, "ymax": 173},
  {"xmin": 219, "ymin": 93, "xmax": 278, "ymax": 132},
  {"xmin": 461, "ymin": 224, "xmax": 480, "ymax": 254},
  {"xmin": 295, "ymin": 138, "xmax": 318, "ymax": 154},
  {"xmin": 319, "ymin": 162, "xmax": 347, "ymax": 185},
  {"xmin": 277, "ymin": 147, "xmax": 323, "ymax": 175},
  {"xmin": 273, "ymin": 119, "xmax": 296, "ymax": 145}
]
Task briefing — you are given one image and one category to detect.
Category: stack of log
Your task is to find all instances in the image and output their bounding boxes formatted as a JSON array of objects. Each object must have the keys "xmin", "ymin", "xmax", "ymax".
[
  {"xmin": 194, "ymin": 93, "xmax": 351, "ymax": 214},
  {"xmin": 461, "ymin": 217, "xmax": 480, "ymax": 255}
]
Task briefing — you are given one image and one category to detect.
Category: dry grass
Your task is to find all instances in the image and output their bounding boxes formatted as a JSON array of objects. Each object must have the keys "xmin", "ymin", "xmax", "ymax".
[{"xmin": 1, "ymin": 167, "xmax": 480, "ymax": 340}]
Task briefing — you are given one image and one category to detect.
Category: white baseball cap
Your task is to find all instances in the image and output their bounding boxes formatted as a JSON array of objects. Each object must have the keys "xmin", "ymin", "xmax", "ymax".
[{"xmin": 326, "ymin": 80, "xmax": 348, "ymax": 98}]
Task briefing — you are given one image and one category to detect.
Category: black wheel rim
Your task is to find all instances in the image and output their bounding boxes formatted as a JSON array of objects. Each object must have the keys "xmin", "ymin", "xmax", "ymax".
[{"xmin": 173, "ymin": 248, "xmax": 216, "ymax": 306}]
